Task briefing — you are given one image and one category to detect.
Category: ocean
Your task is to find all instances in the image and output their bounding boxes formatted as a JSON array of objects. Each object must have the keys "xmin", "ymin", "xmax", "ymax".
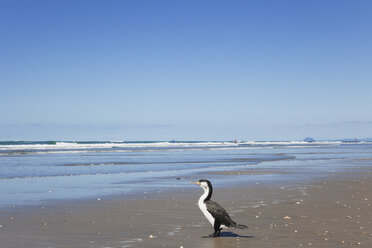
[{"xmin": 0, "ymin": 140, "xmax": 371, "ymax": 207}]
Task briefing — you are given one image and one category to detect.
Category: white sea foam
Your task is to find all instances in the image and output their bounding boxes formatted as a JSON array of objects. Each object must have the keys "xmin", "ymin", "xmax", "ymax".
[
  {"xmin": 0, "ymin": 141, "xmax": 237, "ymax": 151},
  {"xmin": 0, "ymin": 140, "xmax": 345, "ymax": 152},
  {"xmin": 241, "ymin": 141, "xmax": 342, "ymax": 146}
]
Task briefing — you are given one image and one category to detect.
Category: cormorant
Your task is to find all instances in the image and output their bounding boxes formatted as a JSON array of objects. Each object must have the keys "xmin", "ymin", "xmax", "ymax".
[{"xmin": 191, "ymin": 179, "xmax": 247, "ymax": 237}]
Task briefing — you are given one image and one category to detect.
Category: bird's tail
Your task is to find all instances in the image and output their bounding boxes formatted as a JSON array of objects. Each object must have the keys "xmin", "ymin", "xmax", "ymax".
[
  {"xmin": 232, "ymin": 223, "xmax": 248, "ymax": 229},
  {"xmin": 227, "ymin": 215, "xmax": 248, "ymax": 229}
]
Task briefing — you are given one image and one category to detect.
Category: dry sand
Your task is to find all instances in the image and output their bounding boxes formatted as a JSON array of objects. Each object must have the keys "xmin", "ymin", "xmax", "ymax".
[{"xmin": 1, "ymin": 169, "xmax": 371, "ymax": 248}]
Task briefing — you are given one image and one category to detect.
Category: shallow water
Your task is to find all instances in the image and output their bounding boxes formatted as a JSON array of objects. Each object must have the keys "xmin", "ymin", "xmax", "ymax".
[{"xmin": 0, "ymin": 141, "xmax": 371, "ymax": 207}]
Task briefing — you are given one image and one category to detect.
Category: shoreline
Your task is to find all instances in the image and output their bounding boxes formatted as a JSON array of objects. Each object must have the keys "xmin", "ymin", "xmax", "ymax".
[
  {"xmin": 1, "ymin": 165, "xmax": 371, "ymax": 247},
  {"xmin": 1, "ymin": 142, "xmax": 370, "ymax": 208}
]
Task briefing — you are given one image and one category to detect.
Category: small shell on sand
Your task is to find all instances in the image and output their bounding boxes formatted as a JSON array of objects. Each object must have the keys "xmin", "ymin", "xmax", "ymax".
[{"xmin": 284, "ymin": 216, "xmax": 291, "ymax": 220}]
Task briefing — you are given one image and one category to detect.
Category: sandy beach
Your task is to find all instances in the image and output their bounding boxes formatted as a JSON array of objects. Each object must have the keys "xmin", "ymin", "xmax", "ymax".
[
  {"xmin": 2, "ymin": 0, "xmax": 372, "ymax": 247},
  {"xmin": 1, "ymin": 163, "xmax": 371, "ymax": 248}
]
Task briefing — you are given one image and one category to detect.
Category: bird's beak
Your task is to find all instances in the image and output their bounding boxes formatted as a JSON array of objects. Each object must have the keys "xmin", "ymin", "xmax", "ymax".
[{"xmin": 190, "ymin": 181, "xmax": 200, "ymax": 185}]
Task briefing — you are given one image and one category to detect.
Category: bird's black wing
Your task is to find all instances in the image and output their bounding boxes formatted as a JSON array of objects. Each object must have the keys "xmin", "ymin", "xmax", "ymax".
[{"xmin": 205, "ymin": 200, "xmax": 236, "ymax": 227}]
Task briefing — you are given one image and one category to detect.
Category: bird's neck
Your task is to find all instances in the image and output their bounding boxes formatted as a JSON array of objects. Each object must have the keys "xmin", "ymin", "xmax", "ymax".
[{"xmin": 199, "ymin": 186, "xmax": 212, "ymax": 203}]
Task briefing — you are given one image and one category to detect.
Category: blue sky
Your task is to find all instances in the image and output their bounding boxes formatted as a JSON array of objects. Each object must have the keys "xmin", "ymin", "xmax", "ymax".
[{"xmin": 1, "ymin": 0, "xmax": 371, "ymax": 141}]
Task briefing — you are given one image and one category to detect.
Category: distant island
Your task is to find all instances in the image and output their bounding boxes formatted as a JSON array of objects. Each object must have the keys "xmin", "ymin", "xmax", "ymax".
[{"xmin": 303, "ymin": 137, "xmax": 316, "ymax": 142}]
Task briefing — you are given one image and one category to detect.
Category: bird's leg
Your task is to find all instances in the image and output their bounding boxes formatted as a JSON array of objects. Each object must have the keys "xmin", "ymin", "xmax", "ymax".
[{"xmin": 213, "ymin": 220, "xmax": 221, "ymax": 237}]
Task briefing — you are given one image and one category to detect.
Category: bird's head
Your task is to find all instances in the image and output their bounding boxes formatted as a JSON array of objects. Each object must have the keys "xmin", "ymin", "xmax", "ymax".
[{"xmin": 191, "ymin": 179, "xmax": 212, "ymax": 191}]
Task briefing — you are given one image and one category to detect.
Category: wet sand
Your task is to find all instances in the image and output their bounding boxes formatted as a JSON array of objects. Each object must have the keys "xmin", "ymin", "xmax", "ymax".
[{"xmin": 1, "ymin": 168, "xmax": 371, "ymax": 248}]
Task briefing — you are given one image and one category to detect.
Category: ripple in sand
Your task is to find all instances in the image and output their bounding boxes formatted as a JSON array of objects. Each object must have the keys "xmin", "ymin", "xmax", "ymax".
[
  {"xmin": 118, "ymin": 238, "xmax": 144, "ymax": 248},
  {"xmin": 168, "ymin": 225, "xmax": 182, "ymax": 236}
]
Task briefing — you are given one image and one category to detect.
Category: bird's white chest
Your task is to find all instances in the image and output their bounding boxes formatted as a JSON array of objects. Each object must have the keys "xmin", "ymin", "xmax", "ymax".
[{"xmin": 198, "ymin": 199, "xmax": 215, "ymax": 226}]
